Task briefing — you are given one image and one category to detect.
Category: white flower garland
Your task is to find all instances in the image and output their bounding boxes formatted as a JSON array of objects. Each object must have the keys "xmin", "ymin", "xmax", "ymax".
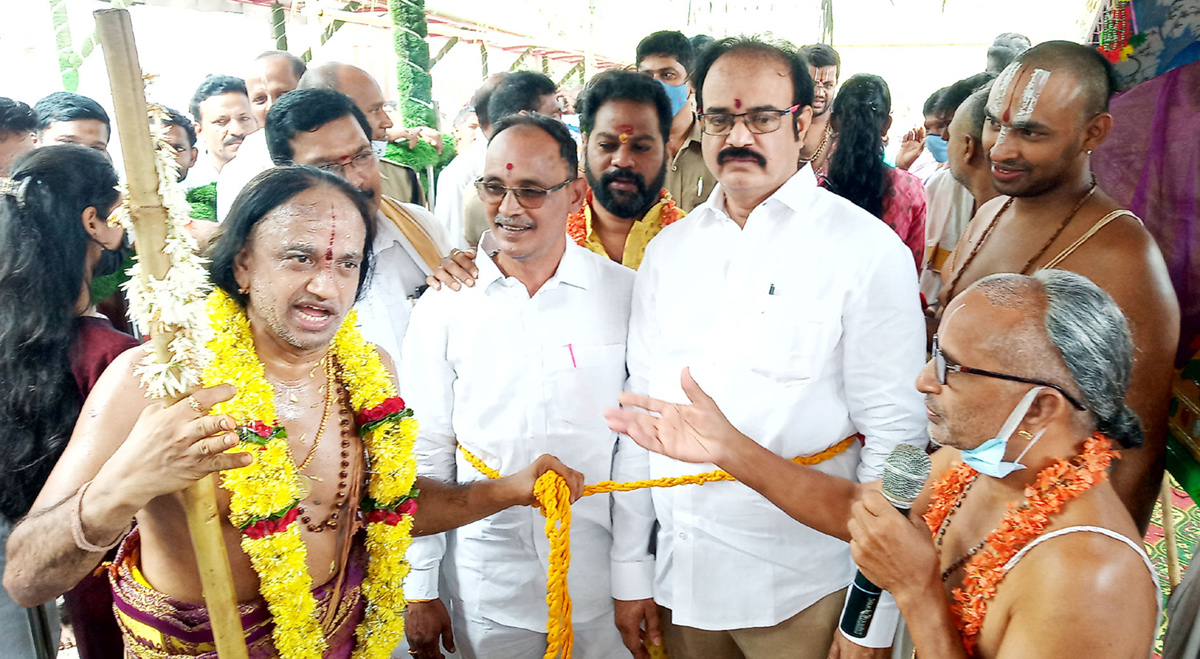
[{"xmin": 108, "ymin": 102, "xmax": 212, "ymax": 398}]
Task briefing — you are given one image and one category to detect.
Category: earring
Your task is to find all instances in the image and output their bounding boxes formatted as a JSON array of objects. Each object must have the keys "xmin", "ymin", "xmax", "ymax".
[
  {"xmin": 238, "ymin": 286, "xmax": 249, "ymax": 295},
  {"xmin": 1086, "ymin": 149, "xmax": 1093, "ymax": 155}
]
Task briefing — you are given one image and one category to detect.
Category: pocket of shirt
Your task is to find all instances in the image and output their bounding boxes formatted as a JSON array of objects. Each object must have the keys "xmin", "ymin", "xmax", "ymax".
[
  {"xmin": 747, "ymin": 296, "xmax": 840, "ymax": 383},
  {"xmin": 547, "ymin": 343, "xmax": 627, "ymax": 431}
]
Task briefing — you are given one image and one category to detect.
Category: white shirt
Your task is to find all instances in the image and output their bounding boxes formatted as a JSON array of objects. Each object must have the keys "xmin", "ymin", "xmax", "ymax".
[
  {"xmin": 216, "ymin": 130, "xmax": 274, "ymax": 222},
  {"xmin": 920, "ymin": 169, "xmax": 976, "ymax": 305},
  {"xmin": 612, "ymin": 166, "xmax": 928, "ymax": 630},
  {"xmin": 401, "ymin": 237, "xmax": 635, "ymax": 630},
  {"xmin": 434, "ymin": 131, "xmax": 487, "ymax": 250},
  {"xmin": 354, "ymin": 207, "xmax": 442, "ymax": 367}
]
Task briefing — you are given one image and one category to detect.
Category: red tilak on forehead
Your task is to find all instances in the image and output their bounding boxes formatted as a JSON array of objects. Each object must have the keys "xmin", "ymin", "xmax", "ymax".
[
  {"xmin": 506, "ymin": 163, "xmax": 513, "ymax": 170},
  {"xmin": 325, "ymin": 209, "xmax": 335, "ymax": 266},
  {"xmin": 734, "ymin": 99, "xmax": 742, "ymax": 109},
  {"xmin": 1002, "ymin": 107, "xmax": 1011, "ymax": 123},
  {"xmin": 616, "ymin": 124, "xmax": 634, "ymax": 133}
]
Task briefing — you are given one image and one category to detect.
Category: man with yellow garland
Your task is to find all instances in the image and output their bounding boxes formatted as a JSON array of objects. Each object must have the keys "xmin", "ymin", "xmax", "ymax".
[
  {"xmin": 403, "ymin": 112, "xmax": 633, "ymax": 659},
  {"xmin": 3, "ymin": 166, "xmax": 586, "ymax": 658},
  {"xmin": 424, "ymin": 70, "xmax": 682, "ymax": 292}
]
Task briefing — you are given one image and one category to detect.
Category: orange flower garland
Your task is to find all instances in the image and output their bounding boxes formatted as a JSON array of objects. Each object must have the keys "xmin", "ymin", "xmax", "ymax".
[
  {"xmin": 922, "ymin": 433, "xmax": 1119, "ymax": 656},
  {"xmin": 566, "ymin": 188, "xmax": 682, "ymax": 248}
]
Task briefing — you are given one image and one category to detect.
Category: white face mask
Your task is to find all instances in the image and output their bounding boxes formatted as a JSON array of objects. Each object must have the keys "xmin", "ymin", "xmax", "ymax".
[
  {"xmin": 961, "ymin": 386, "xmax": 1047, "ymax": 478},
  {"xmin": 371, "ymin": 140, "xmax": 388, "ymax": 158}
]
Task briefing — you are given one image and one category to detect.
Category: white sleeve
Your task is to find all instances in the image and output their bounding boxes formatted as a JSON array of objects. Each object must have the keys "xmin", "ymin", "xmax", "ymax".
[
  {"xmin": 610, "ymin": 246, "xmax": 660, "ymax": 601},
  {"xmin": 841, "ymin": 236, "xmax": 929, "ymax": 483},
  {"xmin": 400, "ymin": 295, "xmax": 457, "ymax": 599}
]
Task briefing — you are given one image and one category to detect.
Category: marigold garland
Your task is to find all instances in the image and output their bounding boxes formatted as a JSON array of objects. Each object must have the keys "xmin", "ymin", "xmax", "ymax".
[
  {"xmin": 459, "ymin": 433, "xmax": 859, "ymax": 659},
  {"xmin": 922, "ymin": 433, "xmax": 1118, "ymax": 656},
  {"xmin": 566, "ymin": 188, "xmax": 682, "ymax": 249},
  {"xmin": 203, "ymin": 289, "xmax": 418, "ymax": 659}
]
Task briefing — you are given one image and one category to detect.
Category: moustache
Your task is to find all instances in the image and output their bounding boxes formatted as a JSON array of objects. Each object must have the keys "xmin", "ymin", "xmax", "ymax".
[
  {"xmin": 717, "ymin": 147, "xmax": 767, "ymax": 167},
  {"xmin": 223, "ymin": 136, "xmax": 245, "ymax": 147},
  {"xmin": 493, "ymin": 214, "xmax": 534, "ymax": 230},
  {"xmin": 600, "ymin": 169, "xmax": 648, "ymax": 193}
]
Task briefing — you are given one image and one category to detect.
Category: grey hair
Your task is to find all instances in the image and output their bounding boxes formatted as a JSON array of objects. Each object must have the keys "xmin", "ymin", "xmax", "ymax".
[
  {"xmin": 1037, "ymin": 270, "xmax": 1142, "ymax": 447},
  {"xmin": 973, "ymin": 271, "xmax": 1142, "ymax": 448}
]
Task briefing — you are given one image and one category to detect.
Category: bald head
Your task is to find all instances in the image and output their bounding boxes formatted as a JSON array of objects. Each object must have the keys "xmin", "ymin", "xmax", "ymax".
[
  {"xmin": 298, "ymin": 63, "xmax": 392, "ymax": 140},
  {"xmin": 1012, "ymin": 40, "xmax": 1118, "ymax": 120},
  {"xmin": 958, "ymin": 271, "xmax": 1142, "ymax": 447}
]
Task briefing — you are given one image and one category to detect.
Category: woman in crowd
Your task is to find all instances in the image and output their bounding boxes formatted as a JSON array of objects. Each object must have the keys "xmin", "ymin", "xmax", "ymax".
[
  {"xmin": 823, "ymin": 73, "xmax": 927, "ymax": 271},
  {"xmin": 0, "ymin": 145, "xmax": 137, "ymax": 659}
]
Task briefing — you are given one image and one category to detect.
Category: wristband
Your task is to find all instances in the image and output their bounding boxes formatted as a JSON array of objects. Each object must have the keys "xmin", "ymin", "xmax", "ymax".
[{"xmin": 71, "ymin": 480, "xmax": 132, "ymax": 553}]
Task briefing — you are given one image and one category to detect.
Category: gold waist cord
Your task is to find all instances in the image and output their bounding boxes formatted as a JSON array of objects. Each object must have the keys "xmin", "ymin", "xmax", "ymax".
[{"xmin": 456, "ymin": 434, "xmax": 859, "ymax": 659}]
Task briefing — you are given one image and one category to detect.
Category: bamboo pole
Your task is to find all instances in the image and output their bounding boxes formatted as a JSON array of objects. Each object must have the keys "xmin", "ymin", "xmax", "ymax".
[
  {"xmin": 1162, "ymin": 475, "xmax": 1182, "ymax": 590},
  {"xmin": 93, "ymin": 10, "xmax": 249, "ymax": 659}
]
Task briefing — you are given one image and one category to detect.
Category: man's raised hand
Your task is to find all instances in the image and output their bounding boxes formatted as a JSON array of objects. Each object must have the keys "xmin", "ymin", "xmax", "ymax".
[
  {"xmin": 605, "ymin": 367, "xmax": 748, "ymax": 466},
  {"xmin": 94, "ymin": 384, "xmax": 251, "ymax": 510}
]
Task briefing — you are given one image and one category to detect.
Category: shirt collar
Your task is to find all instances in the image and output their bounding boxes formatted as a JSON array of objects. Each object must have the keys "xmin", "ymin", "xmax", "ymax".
[
  {"xmin": 474, "ymin": 231, "xmax": 592, "ymax": 293},
  {"xmin": 699, "ymin": 165, "xmax": 818, "ymax": 224},
  {"xmin": 371, "ymin": 209, "xmax": 405, "ymax": 252}
]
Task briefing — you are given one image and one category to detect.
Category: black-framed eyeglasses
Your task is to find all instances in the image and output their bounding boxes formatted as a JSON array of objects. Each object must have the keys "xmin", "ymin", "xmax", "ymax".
[
  {"xmin": 697, "ymin": 104, "xmax": 803, "ymax": 136},
  {"xmin": 474, "ymin": 177, "xmax": 574, "ymax": 210},
  {"xmin": 316, "ymin": 149, "xmax": 376, "ymax": 177},
  {"xmin": 931, "ymin": 334, "xmax": 1087, "ymax": 411}
]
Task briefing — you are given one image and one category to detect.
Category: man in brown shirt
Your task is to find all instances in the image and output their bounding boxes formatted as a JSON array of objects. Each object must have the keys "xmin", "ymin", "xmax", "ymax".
[{"xmin": 636, "ymin": 30, "xmax": 716, "ymax": 212}]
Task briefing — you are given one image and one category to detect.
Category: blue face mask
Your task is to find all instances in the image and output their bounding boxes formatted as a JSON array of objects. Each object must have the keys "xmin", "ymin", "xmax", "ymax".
[
  {"xmin": 926, "ymin": 134, "xmax": 949, "ymax": 163},
  {"xmin": 961, "ymin": 387, "xmax": 1046, "ymax": 478},
  {"xmin": 657, "ymin": 78, "xmax": 691, "ymax": 117}
]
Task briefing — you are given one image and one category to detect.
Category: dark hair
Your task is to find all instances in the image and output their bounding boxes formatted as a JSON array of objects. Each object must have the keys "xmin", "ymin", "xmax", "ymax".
[
  {"xmin": 693, "ymin": 36, "xmax": 815, "ymax": 112},
  {"xmin": 189, "ymin": 75, "xmax": 249, "ymax": 123},
  {"xmin": 578, "ymin": 70, "xmax": 673, "ymax": 142},
  {"xmin": 934, "ymin": 72, "xmax": 997, "ymax": 117},
  {"xmin": 265, "ymin": 89, "xmax": 372, "ymax": 165},
  {"xmin": 488, "ymin": 71, "xmax": 557, "ymax": 123},
  {"xmin": 32, "ymin": 92, "xmax": 110, "ymax": 134},
  {"xmin": 636, "ymin": 31, "xmax": 696, "ymax": 76},
  {"xmin": 158, "ymin": 105, "xmax": 197, "ymax": 147},
  {"xmin": 454, "ymin": 106, "xmax": 477, "ymax": 127},
  {"xmin": 0, "ymin": 145, "xmax": 120, "ymax": 522},
  {"xmin": 209, "ymin": 166, "xmax": 376, "ymax": 307},
  {"xmin": 986, "ymin": 32, "xmax": 1032, "ymax": 74},
  {"xmin": 0, "ymin": 98, "xmax": 37, "ymax": 137},
  {"xmin": 825, "ymin": 74, "xmax": 893, "ymax": 219},
  {"xmin": 963, "ymin": 83, "xmax": 994, "ymax": 142},
  {"xmin": 490, "ymin": 113, "xmax": 578, "ymax": 176},
  {"xmin": 256, "ymin": 50, "xmax": 307, "ymax": 80},
  {"xmin": 471, "ymin": 74, "xmax": 507, "ymax": 130},
  {"xmin": 1016, "ymin": 40, "xmax": 1121, "ymax": 112},
  {"xmin": 801, "ymin": 43, "xmax": 841, "ymax": 75},
  {"xmin": 923, "ymin": 87, "xmax": 945, "ymax": 117},
  {"xmin": 690, "ymin": 34, "xmax": 715, "ymax": 54}
]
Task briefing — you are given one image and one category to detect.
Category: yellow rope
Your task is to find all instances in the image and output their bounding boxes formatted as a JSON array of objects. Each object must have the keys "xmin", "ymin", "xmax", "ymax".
[{"xmin": 456, "ymin": 434, "xmax": 859, "ymax": 659}]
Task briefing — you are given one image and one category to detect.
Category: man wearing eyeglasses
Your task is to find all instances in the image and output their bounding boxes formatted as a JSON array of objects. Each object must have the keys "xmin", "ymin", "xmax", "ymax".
[
  {"xmin": 605, "ymin": 36, "xmax": 926, "ymax": 659},
  {"xmin": 265, "ymin": 88, "xmax": 452, "ymax": 365},
  {"xmin": 401, "ymin": 112, "xmax": 634, "ymax": 659}
]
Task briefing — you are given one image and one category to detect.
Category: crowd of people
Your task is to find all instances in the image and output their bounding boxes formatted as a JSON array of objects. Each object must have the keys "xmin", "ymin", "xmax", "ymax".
[{"xmin": 0, "ymin": 22, "xmax": 1189, "ymax": 659}]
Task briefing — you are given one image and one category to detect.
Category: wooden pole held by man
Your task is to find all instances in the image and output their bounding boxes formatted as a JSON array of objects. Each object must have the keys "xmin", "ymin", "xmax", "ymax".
[{"xmin": 93, "ymin": 9, "xmax": 249, "ymax": 658}]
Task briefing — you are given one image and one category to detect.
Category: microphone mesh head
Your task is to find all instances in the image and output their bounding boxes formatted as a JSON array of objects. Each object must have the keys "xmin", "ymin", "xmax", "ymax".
[{"xmin": 881, "ymin": 444, "xmax": 932, "ymax": 510}]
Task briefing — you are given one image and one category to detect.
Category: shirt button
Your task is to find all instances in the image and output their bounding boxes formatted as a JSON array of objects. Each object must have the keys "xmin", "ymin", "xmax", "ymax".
[
  {"xmin": 678, "ymin": 531, "xmax": 688, "ymax": 540},
  {"xmin": 671, "ymin": 165, "xmax": 678, "ymax": 172}
]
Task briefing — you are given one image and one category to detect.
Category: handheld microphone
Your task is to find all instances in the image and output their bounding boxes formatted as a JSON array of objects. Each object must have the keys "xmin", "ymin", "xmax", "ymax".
[{"xmin": 839, "ymin": 443, "xmax": 932, "ymax": 639}]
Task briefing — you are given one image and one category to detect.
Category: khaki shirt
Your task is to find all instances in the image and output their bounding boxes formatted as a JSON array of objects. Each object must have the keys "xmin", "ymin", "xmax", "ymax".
[
  {"xmin": 664, "ymin": 118, "xmax": 715, "ymax": 212},
  {"xmin": 378, "ymin": 158, "xmax": 426, "ymax": 207}
]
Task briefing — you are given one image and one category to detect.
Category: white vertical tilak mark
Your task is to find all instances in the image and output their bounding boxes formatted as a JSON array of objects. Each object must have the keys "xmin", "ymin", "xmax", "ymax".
[
  {"xmin": 987, "ymin": 62, "xmax": 1022, "ymax": 116},
  {"xmin": 1015, "ymin": 69, "xmax": 1052, "ymax": 124}
]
